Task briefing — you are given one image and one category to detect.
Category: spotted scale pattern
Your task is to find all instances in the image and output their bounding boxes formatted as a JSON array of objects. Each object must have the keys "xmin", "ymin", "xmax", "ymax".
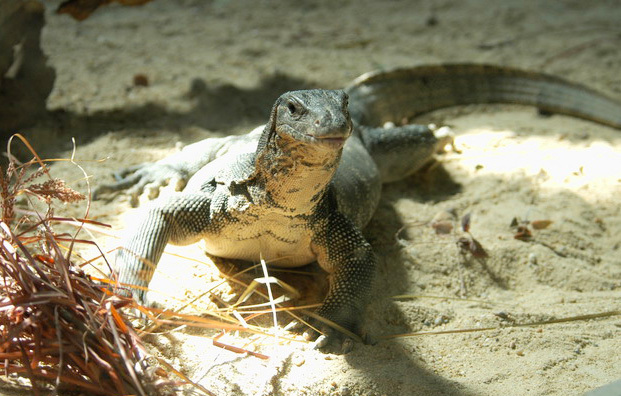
[{"xmin": 113, "ymin": 88, "xmax": 444, "ymax": 351}]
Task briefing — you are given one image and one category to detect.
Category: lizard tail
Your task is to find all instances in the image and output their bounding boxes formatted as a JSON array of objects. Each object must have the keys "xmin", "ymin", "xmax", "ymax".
[{"xmin": 345, "ymin": 63, "xmax": 621, "ymax": 129}]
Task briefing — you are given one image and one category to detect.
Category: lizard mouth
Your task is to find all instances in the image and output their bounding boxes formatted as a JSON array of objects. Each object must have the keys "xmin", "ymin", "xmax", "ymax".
[
  {"xmin": 318, "ymin": 136, "xmax": 347, "ymax": 147},
  {"xmin": 306, "ymin": 134, "xmax": 348, "ymax": 148}
]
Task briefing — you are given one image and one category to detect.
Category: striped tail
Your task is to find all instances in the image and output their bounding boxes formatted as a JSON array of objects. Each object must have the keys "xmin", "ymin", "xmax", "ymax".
[{"xmin": 345, "ymin": 63, "xmax": 621, "ymax": 129}]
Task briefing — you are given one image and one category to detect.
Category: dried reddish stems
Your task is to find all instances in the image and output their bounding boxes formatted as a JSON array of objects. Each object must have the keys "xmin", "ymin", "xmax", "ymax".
[
  {"xmin": 0, "ymin": 156, "xmax": 85, "ymax": 226},
  {"xmin": 0, "ymin": 139, "xmax": 171, "ymax": 395},
  {"xmin": 1, "ymin": 162, "xmax": 47, "ymax": 225},
  {"xmin": 0, "ymin": 226, "xmax": 151, "ymax": 395}
]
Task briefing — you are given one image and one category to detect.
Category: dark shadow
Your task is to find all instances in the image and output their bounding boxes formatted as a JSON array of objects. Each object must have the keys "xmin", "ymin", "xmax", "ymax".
[
  {"xmin": 471, "ymin": 255, "xmax": 510, "ymax": 290},
  {"xmin": 205, "ymin": 257, "xmax": 330, "ymax": 330},
  {"xmin": 58, "ymin": 72, "xmax": 314, "ymax": 132},
  {"xmin": 345, "ymin": 344, "xmax": 476, "ymax": 396},
  {"xmin": 337, "ymin": 155, "xmax": 617, "ymax": 395},
  {"xmin": 337, "ymin": 166, "xmax": 478, "ymax": 396},
  {"xmin": 399, "ymin": 161, "xmax": 463, "ymax": 203},
  {"xmin": 382, "ymin": 162, "xmax": 510, "ymax": 291},
  {"xmin": 4, "ymin": 73, "xmax": 316, "ymax": 160}
]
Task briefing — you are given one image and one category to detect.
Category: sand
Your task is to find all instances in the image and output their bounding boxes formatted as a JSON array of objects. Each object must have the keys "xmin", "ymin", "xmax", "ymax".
[{"xmin": 9, "ymin": 0, "xmax": 621, "ymax": 395}]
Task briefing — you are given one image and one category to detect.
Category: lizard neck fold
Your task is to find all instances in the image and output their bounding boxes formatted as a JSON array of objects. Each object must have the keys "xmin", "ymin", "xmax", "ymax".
[{"xmin": 254, "ymin": 133, "xmax": 342, "ymax": 215}]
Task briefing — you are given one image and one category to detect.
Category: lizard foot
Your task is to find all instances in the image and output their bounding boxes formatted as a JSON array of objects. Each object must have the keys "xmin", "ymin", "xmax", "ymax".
[
  {"xmin": 286, "ymin": 312, "xmax": 365, "ymax": 354},
  {"xmin": 430, "ymin": 124, "xmax": 457, "ymax": 153},
  {"xmin": 93, "ymin": 162, "xmax": 187, "ymax": 206}
]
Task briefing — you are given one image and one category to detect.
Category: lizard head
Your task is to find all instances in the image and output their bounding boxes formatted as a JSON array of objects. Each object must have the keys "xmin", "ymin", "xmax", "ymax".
[
  {"xmin": 260, "ymin": 89, "xmax": 353, "ymax": 154},
  {"xmin": 254, "ymin": 89, "xmax": 352, "ymax": 209}
]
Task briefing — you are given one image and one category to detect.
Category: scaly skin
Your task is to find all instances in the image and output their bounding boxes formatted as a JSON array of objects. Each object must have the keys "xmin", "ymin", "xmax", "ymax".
[
  {"xmin": 113, "ymin": 90, "xmax": 398, "ymax": 352},
  {"xmin": 95, "ymin": 64, "xmax": 621, "ymax": 353}
]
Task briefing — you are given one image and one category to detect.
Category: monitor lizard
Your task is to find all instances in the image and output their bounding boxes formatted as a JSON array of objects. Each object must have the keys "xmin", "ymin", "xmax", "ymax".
[{"xmin": 94, "ymin": 64, "xmax": 621, "ymax": 353}]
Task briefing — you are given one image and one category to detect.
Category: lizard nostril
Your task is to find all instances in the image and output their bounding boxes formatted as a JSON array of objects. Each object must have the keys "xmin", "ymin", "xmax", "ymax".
[{"xmin": 314, "ymin": 119, "xmax": 321, "ymax": 126}]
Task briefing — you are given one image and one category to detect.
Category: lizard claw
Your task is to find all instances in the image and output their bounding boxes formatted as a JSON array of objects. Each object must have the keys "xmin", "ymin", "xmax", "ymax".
[
  {"xmin": 431, "ymin": 125, "xmax": 456, "ymax": 153},
  {"xmin": 308, "ymin": 330, "xmax": 355, "ymax": 354},
  {"xmin": 284, "ymin": 320, "xmax": 302, "ymax": 332},
  {"xmin": 93, "ymin": 162, "xmax": 188, "ymax": 205},
  {"xmin": 312, "ymin": 334, "xmax": 329, "ymax": 349},
  {"xmin": 286, "ymin": 313, "xmax": 363, "ymax": 354}
]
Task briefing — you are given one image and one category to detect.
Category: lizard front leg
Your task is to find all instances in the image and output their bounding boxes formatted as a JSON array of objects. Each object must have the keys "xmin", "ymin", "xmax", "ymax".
[
  {"xmin": 94, "ymin": 127, "xmax": 262, "ymax": 205},
  {"xmin": 114, "ymin": 192, "xmax": 213, "ymax": 304},
  {"xmin": 310, "ymin": 210, "xmax": 377, "ymax": 353},
  {"xmin": 359, "ymin": 123, "xmax": 453, "ymax": 183}
]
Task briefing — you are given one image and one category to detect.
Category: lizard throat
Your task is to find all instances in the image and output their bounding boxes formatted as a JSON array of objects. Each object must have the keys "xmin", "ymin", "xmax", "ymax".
[{"xmin": 255, "ymin": 136, "xmax": 342, "ymax": 213}]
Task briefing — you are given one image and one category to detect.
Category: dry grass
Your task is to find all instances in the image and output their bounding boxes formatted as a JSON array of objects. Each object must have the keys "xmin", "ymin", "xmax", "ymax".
[{"xmin": 0, "ymin": 135, "xmax": 180, "ymax": 395}]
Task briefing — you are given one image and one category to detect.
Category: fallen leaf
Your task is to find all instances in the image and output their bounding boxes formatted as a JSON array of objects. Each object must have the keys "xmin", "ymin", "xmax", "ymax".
[
  {"xmin": 432, "ymin": 221, "xmax": 453, "ymax": 235},
  {"xmin": 514, "ymin": 225, "xmax": 532, "ymax": 241},
  {"xmin": 531, "ymin": 220, "xmax": 553, "ymax": 230},
  {"xmin": 461, "ymin": 213, "xmax": 471, "ymax": 233}
]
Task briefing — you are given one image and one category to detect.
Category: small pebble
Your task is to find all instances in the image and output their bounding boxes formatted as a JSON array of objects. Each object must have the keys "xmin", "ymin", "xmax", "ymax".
[
  {"xmin": 528, "ymin": 253, "xmax": 538, "ymax": 265},
  {"xmin": 432, "ymin": 220, "xmax": 453, "ymax": 235},
  {"xmin": 431, "ymin": 210, "xmax": 456, "ymax": 234},
  {"xmin": 516, "ymin": 350, "xmax": 524, "ymax": 356},
  {"xmin": 494, "ymin": 311, "xmax": 510, "ymax": 320},
  {"xmin": 509, "ymin": 340, "xmax": 516, "ymax": 349},
  {"xmin": 292, "ymin": 354, "xmax": 305, "ymax": 367},
  {"xmin": 133, "ymin": 73, "xmax": 149, "ymax": 87},
  {"xmin": 426, "ymin": 15, "xmax": 438, "ymax": 26}
]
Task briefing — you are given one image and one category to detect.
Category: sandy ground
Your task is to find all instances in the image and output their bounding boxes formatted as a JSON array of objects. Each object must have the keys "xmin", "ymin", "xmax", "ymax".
[{"xmin": 7, "ymin": 0, "xmax": 621, "ymax": 395}]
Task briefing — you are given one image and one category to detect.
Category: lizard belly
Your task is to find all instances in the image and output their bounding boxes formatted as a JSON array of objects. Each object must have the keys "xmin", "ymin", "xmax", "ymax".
[{"xmin": 202, "ymin": 218, "xmax": 316, "ymax": 267}]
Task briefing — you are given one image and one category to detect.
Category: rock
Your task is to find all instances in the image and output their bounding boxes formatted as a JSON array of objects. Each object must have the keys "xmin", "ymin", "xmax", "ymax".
[{"xmin": 0, "ymin": 0, "xmax": 56, "ymax": 135}]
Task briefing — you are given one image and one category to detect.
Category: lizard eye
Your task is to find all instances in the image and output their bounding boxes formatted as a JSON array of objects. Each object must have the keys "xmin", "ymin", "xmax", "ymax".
[{"xmin": 287, "ymin": 101, "xmax": 298, "ymax": 115}]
